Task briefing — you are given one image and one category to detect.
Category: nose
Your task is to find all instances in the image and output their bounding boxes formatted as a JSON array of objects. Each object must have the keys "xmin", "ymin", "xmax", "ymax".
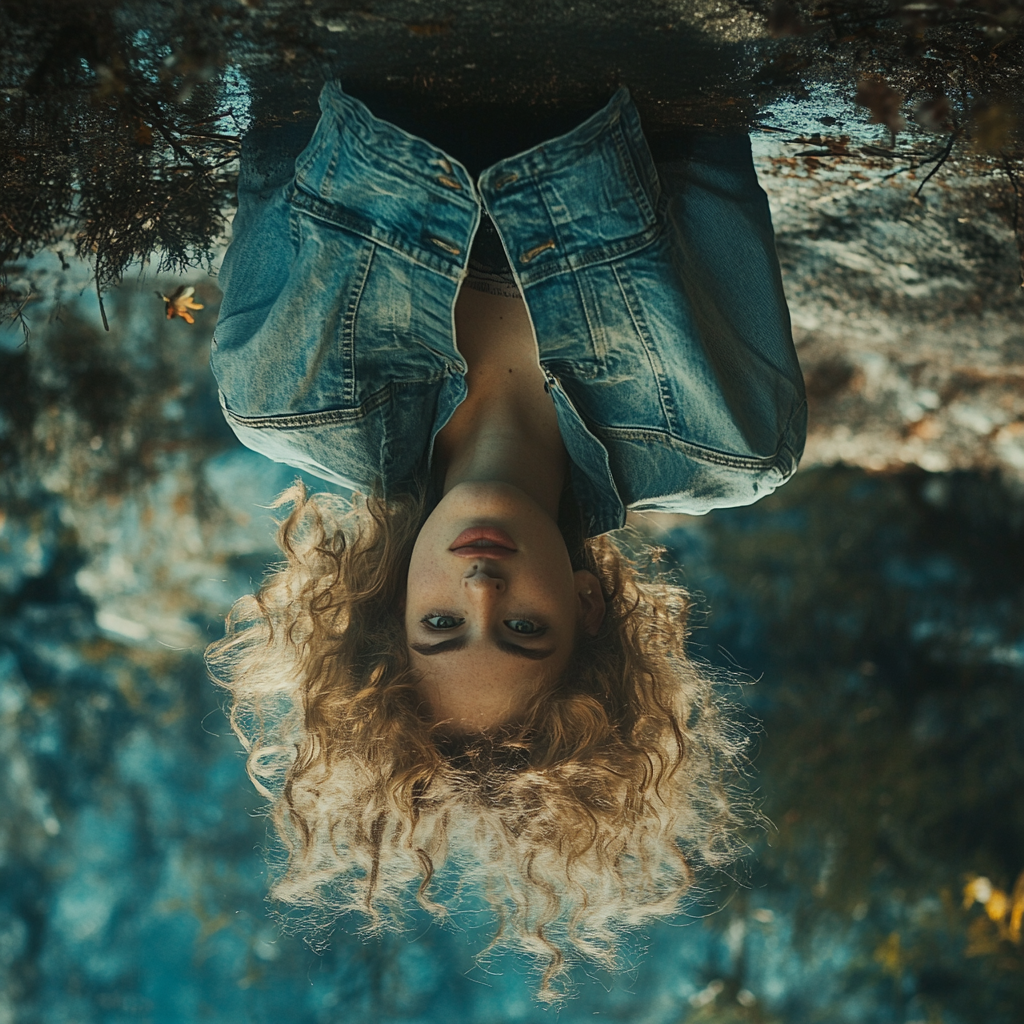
[{"xmin": 462, "ymin": 566, "xmax": 505, "ymax": 595}]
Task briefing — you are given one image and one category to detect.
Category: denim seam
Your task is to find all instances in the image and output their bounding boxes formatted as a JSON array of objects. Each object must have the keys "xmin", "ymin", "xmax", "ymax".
[
  {"xmin": 287, "ymin": 185, "xmax": 468, "ymax": 280},
  {"xmin": 342, "ymin": 243, "xmax": 375, "ymax": 406},
  {"xmin": 222, "ymin": 377, "xmax": 447, "ymax": 429},
  {"xmin": 292, "ymin": 117, "xmax": 333, "ymax": 183},
  {"xmin": 610, "ymin": 117, "xmax": 656, "ymax": 225},
  {"xmin": 321, "ymin": 83, "xmax": 477, "ymax": 192},
  {"xmin": 518, "ymin": 222, "xmax": 663, "ymax": 287},
  {"xmin": 342, "ymin": 129, "xmax": 478, "ymax": 207},
  {"xmin": 776, "ymin": 399, "xmax": 808, "ymax": 473},
  {"xmin": 303, "ymin": 91, "xmax": 479, "ymax": 208},
  {"xmin": 288, "ymin": 194, "xmax": 302, "ymax": 252},
  {"xmin": 566, "ymin": 266, "xmax": 605, "ymax": 374},
  {"xmin": 609, "ymin": 261, "xmax": 677, "ymax": 433},
  {"xmin": 598, "ymin": 426, "xmax": 793, "ymax": 471}
]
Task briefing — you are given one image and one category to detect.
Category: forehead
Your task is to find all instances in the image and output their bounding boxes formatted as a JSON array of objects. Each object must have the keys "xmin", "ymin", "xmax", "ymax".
[
  {"xmin": 410, "ymin": 643, "xmax": 567, "ymax": 678},
  {"xmin": 407, "ymin": 651, "xmax": 561, "ymax": 733},
  {"xmin": 410, "ymin": 644, "xmax": 568, "ymax": 721}
]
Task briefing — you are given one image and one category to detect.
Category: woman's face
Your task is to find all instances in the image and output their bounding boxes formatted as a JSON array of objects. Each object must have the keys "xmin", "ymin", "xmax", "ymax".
[{"xmin": 404, "ymin": 481, "xmax": 603, "ymax": 732}]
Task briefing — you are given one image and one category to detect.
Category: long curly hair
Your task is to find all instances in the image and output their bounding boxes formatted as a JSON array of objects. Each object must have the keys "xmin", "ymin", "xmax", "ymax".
[{"xmin": 205, "ymin": 482, "xmax": 752, "ymax": 1000}]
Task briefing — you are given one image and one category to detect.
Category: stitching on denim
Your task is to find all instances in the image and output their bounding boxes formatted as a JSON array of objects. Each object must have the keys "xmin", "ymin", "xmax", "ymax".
[
  {"xmin": 342, "ymin": 243, "xmax": 375, "ymax": 406},
  {"xmin": 332, "ymin": 124, "xmax": 477, "ymax": 208},
  {"xmin": 517, "ymin": 222, "xmax": 663, "ymax": 287},
  {"xmin": 565, "ymin": 267, "xmax": 604, "ymax": 376},
  {"xmin": 288, "ymin": 195, "xmax": 303, "ymax": 252},
  {"xmin": 531, "ymin": 164, "xmax": 605, "ymax": 374},
  {"xmin": 290, "ymin": 188, "xmax": 464, "ymax": 276},
  {"xmin": 512, "ymin": 130, "xmax": 657, "ymax": 284},
  {"xmin": 599, "ymin": 426, "xmax": 791, "ymax": 471},
  {"xmin": 223, "ymin": 377, "xmax": 446, "ymax": 430},
  {"xmin": 610, "ymin": 261, "xmax": 676, "ymax": 432},
  {"xmin": 321, "ymin": 85, "xmax": 476, "ymax": 194},
  {"xmin": 292, "ymin": 116, "xmax": 333, "ymax": 183},
  {"xmin": 610, "ymin": 118, "xmax": 656, "ymax": 226},
  {"xmin": 288, "ymin": 187, "xmax": 466, "ymax": 280},
  {"xmin": 630, "ymin": 114, "xmax": 663, "ymax": 215}
]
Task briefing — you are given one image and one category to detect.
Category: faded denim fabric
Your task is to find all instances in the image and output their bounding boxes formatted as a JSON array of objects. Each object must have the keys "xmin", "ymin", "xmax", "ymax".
[{"xmin": 212, "ymin": 82, "xmax": 806, "ymax": 537}]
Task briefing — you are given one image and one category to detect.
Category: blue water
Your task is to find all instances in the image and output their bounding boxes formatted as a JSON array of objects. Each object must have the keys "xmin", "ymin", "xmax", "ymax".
[{"xmin": 2, "ymin": 272, "xmax": 1023, "ymax": 1023}]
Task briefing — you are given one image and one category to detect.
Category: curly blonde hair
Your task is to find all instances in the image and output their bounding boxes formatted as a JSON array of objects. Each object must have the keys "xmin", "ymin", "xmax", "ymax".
[{"xmin": 205, "ymin": 483, "xmax": 751, "ymax": 1000}]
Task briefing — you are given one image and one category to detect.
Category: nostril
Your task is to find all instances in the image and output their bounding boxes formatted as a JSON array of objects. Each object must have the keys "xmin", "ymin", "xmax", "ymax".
[{"xmin": 463, "ymin": 570, "xmax": 504, "ymax": 590}]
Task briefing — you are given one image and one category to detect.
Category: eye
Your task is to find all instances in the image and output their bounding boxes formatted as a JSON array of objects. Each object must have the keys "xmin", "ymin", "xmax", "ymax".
[
  {"xmin": 504, "ymin": 619, "xmax": 545, "ymax": 636},
  {"xmin": 421, "ymin": 613, "xmax": 465, "ymax": 630}
]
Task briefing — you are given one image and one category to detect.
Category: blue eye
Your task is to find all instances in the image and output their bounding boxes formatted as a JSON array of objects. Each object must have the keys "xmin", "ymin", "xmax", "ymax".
[
  {"xmin": 505, "ymin": 619, "xmax": 544, "ymax": 635},
  {"xmin": 421, "ymin": 614, "xmax": 464, "ymax": 630}
]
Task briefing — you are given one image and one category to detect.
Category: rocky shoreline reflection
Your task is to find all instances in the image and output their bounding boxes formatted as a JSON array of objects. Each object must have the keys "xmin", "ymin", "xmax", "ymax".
[
  {"xmin": 1, "ymin": 273, "xmax": 1022, "ymax": 1021},
  {"xmin": 3, "ymin": 1, "xmax": 1024, "ymax": 1019}
]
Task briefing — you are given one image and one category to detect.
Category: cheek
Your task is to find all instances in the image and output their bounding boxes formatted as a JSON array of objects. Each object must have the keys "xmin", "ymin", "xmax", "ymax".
[
  {"xmin": 532, "ymin": 557, "xmax": 576, "ymax": 598},
  {"xmin": 405, "ymin": 552, "xmax": 448, "ymax": 612}
]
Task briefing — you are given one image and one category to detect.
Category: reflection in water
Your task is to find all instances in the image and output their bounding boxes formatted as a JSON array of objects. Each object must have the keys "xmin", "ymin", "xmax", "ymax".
[
  {"xmin": 200, "ymin": 77, "xmax": 807, "ymax": 999},
  {"xmin": 206, "ymin": 482, "xmax": 748, "ymax": 1002},
  {"xmin": 3, "ymin": 2, "xmax": 1024, "ymax": 1018},
  {"xmin": 1, "ymin": 276, "xmax": 1023, "ymax": 1020}
]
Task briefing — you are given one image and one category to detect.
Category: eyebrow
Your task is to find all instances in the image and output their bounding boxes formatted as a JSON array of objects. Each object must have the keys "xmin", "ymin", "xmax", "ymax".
[{"xmin": 409, "ymin": 638, "xmax": 556, "ymax": 661}]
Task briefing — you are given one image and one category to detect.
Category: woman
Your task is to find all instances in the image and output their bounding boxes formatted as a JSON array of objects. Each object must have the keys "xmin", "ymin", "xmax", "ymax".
[{"xmin": 206, "ymin": 81, "xmax": 805, "ymax": 999}]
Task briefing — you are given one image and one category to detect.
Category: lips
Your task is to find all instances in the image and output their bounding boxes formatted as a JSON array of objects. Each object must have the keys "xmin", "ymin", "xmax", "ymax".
[{"xmin": 449, "ymin": 527, "xmax": 517, "ymax": 558}]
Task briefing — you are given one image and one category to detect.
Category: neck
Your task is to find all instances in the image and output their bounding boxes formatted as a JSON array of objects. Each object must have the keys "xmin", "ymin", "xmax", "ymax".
[{"xmin": 435, "ymin": 286, "xmax": 568, "ymax": 520}]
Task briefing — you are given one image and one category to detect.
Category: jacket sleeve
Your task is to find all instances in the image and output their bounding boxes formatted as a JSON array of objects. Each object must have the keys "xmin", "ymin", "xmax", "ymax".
[
  {"xmin": 625, "ymin": 132, "xmax": 806, "ymax": 515},
  {"xmin": 209, "ymin": 107, "xmax": 452, "ymax": 498},
  {"xmin": 214, "ymin": 120, "xmax": 316, "ymax": 352},
  {"xmin": 211, "ymin": 122, "xmax": 385, "ymax": 492}
]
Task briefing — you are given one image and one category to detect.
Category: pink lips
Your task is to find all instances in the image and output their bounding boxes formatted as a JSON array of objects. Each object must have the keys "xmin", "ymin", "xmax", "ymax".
[{"xmin": 449, "ymin": 527, "xmax": 517, "ymax": 559}]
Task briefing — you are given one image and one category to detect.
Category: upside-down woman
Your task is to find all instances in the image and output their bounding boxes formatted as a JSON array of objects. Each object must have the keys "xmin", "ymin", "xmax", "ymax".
[{"xmin": 205, "ymin": 80, "xmax": 806, "ymax": 999}]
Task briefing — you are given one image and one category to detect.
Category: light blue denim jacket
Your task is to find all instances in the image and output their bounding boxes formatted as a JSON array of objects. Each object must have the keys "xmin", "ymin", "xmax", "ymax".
[{"xmin": 213, "ymin": 83, "xmax": 806, "ymax": 536}]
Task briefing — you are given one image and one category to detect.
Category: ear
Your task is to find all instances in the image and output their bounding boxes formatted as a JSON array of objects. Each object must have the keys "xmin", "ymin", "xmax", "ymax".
[{"xmin": 573, "ymin": 570, "xmax": 606, "ymax": 637}]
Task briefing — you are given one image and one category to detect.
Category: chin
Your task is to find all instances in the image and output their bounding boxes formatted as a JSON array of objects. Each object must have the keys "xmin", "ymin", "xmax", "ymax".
[{"xmin": 442, "ymin": 481, "xmax": 543, "ymax": 514}]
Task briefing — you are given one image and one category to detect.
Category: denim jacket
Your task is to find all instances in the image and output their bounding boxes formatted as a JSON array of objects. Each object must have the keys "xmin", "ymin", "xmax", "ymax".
[{"xmin": 212, "ymin": 83, "xmax": 806, "ymax": 537}]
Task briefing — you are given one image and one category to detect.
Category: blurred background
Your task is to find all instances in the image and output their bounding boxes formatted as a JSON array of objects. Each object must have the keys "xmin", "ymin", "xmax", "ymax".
[{"xmin": 2, "ymin": 2, "xmax": 1024, "ymax": 1022}]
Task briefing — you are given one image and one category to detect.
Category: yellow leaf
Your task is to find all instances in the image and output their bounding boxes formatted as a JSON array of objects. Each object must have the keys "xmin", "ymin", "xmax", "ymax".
[
  {"xmin": 158, "ymin": 285, "xmax": 204, "ymax": 325},
  {"xmin": 963, "ymin": 875, "xmax": 993, "ymax": 909},
  {"xmin": 985, "ymin": 889, "xmax": 1009, "ymax": 923},
  {"xmin": 1009, "ymin": 872, "xmax": 1024, "ymax": 943}
]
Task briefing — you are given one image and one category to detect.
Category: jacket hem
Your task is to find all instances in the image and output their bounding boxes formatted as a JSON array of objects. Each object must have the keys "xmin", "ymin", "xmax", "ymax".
[
  {"xmin": 218, "ymin": 377, "xmax": 448, "ymax": 430},
  {"xmin": 598, "ymin": 423, "xmax": 800, "ymax": 474}
]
